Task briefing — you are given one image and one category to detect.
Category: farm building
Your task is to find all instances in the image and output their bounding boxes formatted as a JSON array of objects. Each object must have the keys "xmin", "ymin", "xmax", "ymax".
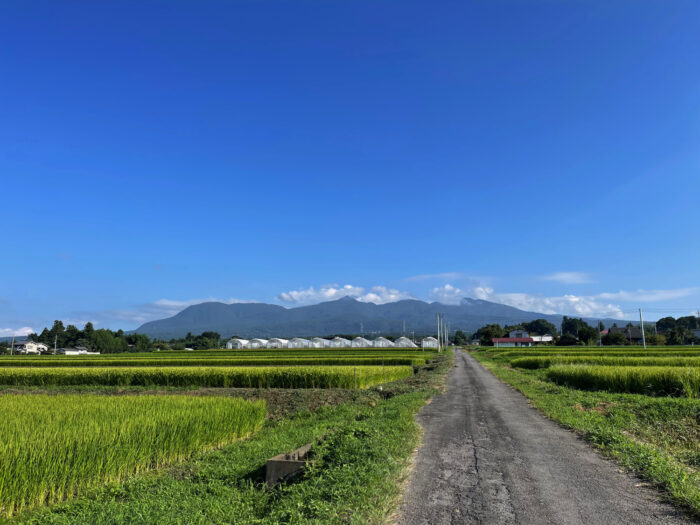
[
  {"xmin": 492, "ymin": 337, "xmax": 533, "ymax": 348},
  {"xmin": 395, "ymin": 336, "xmax": 417, "ymax": 348},
  {"xmin": 12, "ymin": 341, "xmax": 49, "ymax": 354},
  {"xmin": 373, "ymin": 337, "xmax": 394, "ymax": 348},
  {"xmin": 530, "ymin": 335, "xmax": 553, "ymax": 343},
  {"xmin": 421, "ymin": 336, "xmax": 438, "ymax": 349},
  {"xmin": 267, "ymin": 338, "xmax": 289, "ymax": 349},
  {"xmin": 330, "ymin": 337, "xmax": 351, "ymax": 348},
  {"xmin": 226, "ymin": 338, "xmax": 249, "ymax": 349},
  {"xmin": 62, "ymin": 348, "xmax": 100, "ymax": 356},
  {"xmin": 248, "ymin": 338, "xmax": 268, "ymax": 349},
  {"xmin": 288, "ymin": 338, "xmax": 310, "ymax": 348},
  {"xmin": 311, "ymin": 337, "xmax": 331, "ymax": 348},
  {"xmin": 352, "ymin": 337, "xmax": 372, "ymax": 348},
  {"xmin": 509, "ymin": 330, "xmax": 529, "ymax": 338}
]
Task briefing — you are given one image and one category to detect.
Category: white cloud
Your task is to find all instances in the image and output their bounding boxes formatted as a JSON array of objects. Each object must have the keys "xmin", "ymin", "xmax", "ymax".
[
  {"xmin": 597, "ymin": 288, "xmax": 700, "ymax": 302},
  {"xmin": 0, "ymin": 327, "xmax": 35, "ymax": 337},
  {"xmin": 277, "ymin": 284, "xmax": 413, "ymax": 306},
  {"xmin": 540, "ymin": 272, "xmax": 593, "ymax": 284}
]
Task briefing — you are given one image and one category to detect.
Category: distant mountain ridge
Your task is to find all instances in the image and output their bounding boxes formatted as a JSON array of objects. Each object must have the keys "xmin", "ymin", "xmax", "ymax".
[{"xmin": 134, "ymin": 297, "xmax": 616, "ymax": 339}]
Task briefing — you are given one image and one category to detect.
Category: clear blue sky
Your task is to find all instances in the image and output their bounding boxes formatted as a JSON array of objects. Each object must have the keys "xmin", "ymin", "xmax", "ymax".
[{"xmin": 2, "ymin": 0, "xmax": 699, "ymax": 334}]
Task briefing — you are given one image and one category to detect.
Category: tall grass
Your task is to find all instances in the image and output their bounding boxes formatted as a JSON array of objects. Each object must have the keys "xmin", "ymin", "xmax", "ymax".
[
  {"xmin": 546, "ymin": 365, "xmax": 700, "ymax": 397},
  {"xmin": 0, "ymin": 365, "xmax": 412, "ymax": 388},
  {"xmin": 0, "ymin": 394, "xmax": 265, "ymax": 516},
  {"xmin": 512, "ymin": 356, "xmax": 700, "ymax": 369}
]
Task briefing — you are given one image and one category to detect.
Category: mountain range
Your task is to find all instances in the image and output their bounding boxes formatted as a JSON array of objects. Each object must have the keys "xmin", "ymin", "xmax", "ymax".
[{"xmin": 134, "ymin": 297, "xmax": 616, "ymax": 339}]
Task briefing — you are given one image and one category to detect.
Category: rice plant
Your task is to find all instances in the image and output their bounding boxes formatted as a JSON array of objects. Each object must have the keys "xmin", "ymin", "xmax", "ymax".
[
  {"xmin": 0, "ymin": 394, "xmax": 265, "ymax": 516},
  {"xmin": 546, "ymin": 365, "xmax": 700, "ymax": 397},
  {"xmin": 0, "ymin": 365, "xmax": 412, "ymax": 388},
  {"xmin": 511, "ymin": 356, "xmax": 700, "ymax": 369}
]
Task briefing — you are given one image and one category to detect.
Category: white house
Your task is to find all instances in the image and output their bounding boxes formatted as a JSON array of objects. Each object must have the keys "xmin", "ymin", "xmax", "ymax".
[
  {"xmin": 421, "ymin": 336, "xmax": 439, "ymax": 349},
  {"xmin": 509, "ymin": 330, "xmax": 529, "ymax": 339},
  {"xmin": 394, "ymin": 336, "xmax": 417, "ymax": 348},
  {"xmin": 372, "ymin": 337, "xmax": 394, "ymax": 348},
  {"xmin": 351, "ymin": 337, "xmax": 372, "ymax": 348},
  {"xmin": 226, "ymin": 338, "xmax": 249, "ymax": 349},
  {"xmin": 248, "ymin": 338, "xmax": 268, "ymax": 349},
  {"xmin": 13, "ymin": 341, "xmax": 49, "ymax": 354},
  {"xmin": 288, "ymin": 338, "xmax": 310, "ymax": 348},
  {"xmin": 267, "ymin": 338, "xmax": 289, "ymax": 349},
  {"xmin": 311, "ymin": 337, "xmax": 331, "ymax": 348},
  {"xmin": 330, "ymin": 337, "xmax": 351, "ymax": 348}
]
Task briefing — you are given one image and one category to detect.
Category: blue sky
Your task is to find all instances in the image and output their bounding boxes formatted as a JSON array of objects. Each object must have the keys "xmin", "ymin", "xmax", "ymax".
[{"xmin": 2, "ymin": 0, "xmax": 700, "ymax": 335}]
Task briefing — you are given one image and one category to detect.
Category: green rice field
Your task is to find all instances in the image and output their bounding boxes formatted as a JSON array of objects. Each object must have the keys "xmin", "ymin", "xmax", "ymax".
[{"xmin": 0, "ymin": 394, "xmax": 266, "ymax": 516}]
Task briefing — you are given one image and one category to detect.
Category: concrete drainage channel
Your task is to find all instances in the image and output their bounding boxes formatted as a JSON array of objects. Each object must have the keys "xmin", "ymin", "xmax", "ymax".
[{"xmin": 266, "ymin": 443, "xmax": 315, "ymax": 487}]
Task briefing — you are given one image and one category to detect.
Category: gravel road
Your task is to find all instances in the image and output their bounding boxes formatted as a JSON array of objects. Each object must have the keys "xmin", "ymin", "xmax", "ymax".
[{"xmin": 396, "ymin": 350, "xmax": 694, "ymax": 525}]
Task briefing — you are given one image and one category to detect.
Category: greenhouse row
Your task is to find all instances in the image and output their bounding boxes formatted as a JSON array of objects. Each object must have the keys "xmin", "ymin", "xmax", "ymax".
[{"xmin": 225, "ymin": 336, "xmax": 439, "ymax": 349}]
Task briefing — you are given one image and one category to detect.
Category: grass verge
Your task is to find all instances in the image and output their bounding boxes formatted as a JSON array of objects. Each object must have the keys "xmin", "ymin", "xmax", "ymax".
[{"xmin": 472, "ymin": 349, "xmax": 700, "ymax": 518}]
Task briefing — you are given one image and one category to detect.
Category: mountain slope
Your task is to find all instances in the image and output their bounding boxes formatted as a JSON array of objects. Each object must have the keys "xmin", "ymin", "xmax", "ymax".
[{"xmin": 134, "ymin": 297, "xmax": 609, "ymax": 339}]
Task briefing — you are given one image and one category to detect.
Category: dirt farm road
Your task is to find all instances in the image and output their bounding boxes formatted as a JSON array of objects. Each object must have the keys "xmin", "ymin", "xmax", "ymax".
[{"xmin": 396, "ymin": 350, "xmax": 694, "ymax": 525}]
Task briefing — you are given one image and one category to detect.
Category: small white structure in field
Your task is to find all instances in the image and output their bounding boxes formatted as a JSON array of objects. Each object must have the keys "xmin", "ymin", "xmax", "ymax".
[
  {"xmin": 63, "ymin": 348, "xmax": 100, "ymax": 356},
  {"xmin": 394, "ymin": 336, "xmax": 417, "ymax": 348},
  {"xmin": 311, "ymin": 337, "xmax": 331, "ymax": 348},
  {"xmin": 226, "ymin": 338, "xmax": 249, "ymax": 349},
  {"xmin": 351, "ymin": 337, "xmax": 372, "ymax": 348},
  {"xmin": 530, "ymin": 335, "xmax": 554, "ymax": 343},
  {"xmin": 372, "ymin": 337, "xmax": 394, "ymax": 348},
  {"xmin": 288, "ymin": 338, "xmax": 310, "ymax": 348},
  {"xmin": 330, "ymin": 337, "xmax": 351, "ymax": 348},
  {"xmin": 421, "ymin": 336, "xmax": 439, "ymax": 349},
  {"xmin": 267, "ymin": 338, "xmax": 289, "ymax": 349},
  {"xmin": 248, "ymin": 338, "xmax": 268, "ymax": 349}
]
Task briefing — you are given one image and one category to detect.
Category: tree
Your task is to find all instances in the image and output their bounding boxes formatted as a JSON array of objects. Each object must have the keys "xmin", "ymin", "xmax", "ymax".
[
  {"xmin": 577, "ymin": 324, "xmax": 599, "ymax": 345},
  {"xmin": 64, "ymin": 325, "xmax": 81, "ymax": 348},
  {"xmin": 522, "ymin": 319, "xmax": 558, "ymax": 336},
  {"xmin": 83, "ymin": 322, "xmax": 95, "ymax": 348},
  {"xmin": 557, "ymin": 334, "xmax": 579, "ymax": 346},
  {"xmin": 602, "ymin": 331, "xmax": 628, "ymax": 345},
  {"xmin": 475, "ymin": 324, "xmax": 505, "ymax": 346},
  {"xmin": 48, "ymin": 320, "xmax": 66, "ymax": 348},
  {"xmin": 656, "ymin": 317, "xmax": 676, "ymax": 333},
  {"xmin": 453, "ymin": 330, "xmax": 469, "ymax": 346}
]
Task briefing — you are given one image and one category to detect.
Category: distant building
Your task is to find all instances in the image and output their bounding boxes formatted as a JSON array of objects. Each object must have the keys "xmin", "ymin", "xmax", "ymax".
[
  {"xmin": 12, "ymin": 341, "xmax": 49, "ymax": 354},
  {"xmin": 267, "ymin": 338, "xmax": 289, "ymax": 349},
  {"xmin": 394, "ymin": 336, "xmax": 417, "ymax": 348},
  {"xmin": 351, "ymin": 337, "xmax": 372, "ymax": 348},
  {"xmin": 330, "ymin": 337, "xmax": 351, "ymax": 348},
  {"xmin": 421, "ymin": 336, "xmax": 439, "ymax": 349},
  {"xmin": 492, "ymin": 337, "xmax": 534, "ymax": 348},
  {"xmin": 372, "ymin": 337, "xmax": 394, "ymax": 348},
  {"xmin": 226, "ymin": 338, "xmax": 249, "ymax": 349},
  {"xmin": 608, "ymin": 326, "xmax": 644, "ymax": 343},
  {"xmin": 530, "ymin": 335, "xmax": 554, "ymax": 343},
  {"xmin": 288, "ymin": 338, "xmax": 310, "ymax": 348},
  {"xmin": 509, "ymin": 330, "xmax": 529, "ymax": 339},
  {"xmin": 311, "ymin": 337, "xmax": 331, "ymax": 348},
  {"xmin": 248, "ymin": 338, "xmax": 268, "ymax": 349},
  {"xmin": 61, "ymin": 348, "xmax": 100, "ymax": 356}
]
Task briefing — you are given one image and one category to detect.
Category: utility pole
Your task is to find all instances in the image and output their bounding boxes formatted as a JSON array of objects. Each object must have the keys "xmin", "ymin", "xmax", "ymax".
[
  {"xmin": 598, "ymin": 320, "xmax": 602, "ymax": 347},
  {"xmin": 54, "ymin": 334, "xmax": 57, "ymax": 355},
  {"xmin": 10, "ymin": 336, "xmax": 14, "ymax": 356},
  {"xmin": 403, "ymin": 320, "xmax": 406, "ymax": 337},
  {"xmin": 436, "ymin": 313, "xmax": 441, "ymax": 353},
  {"xmin": 639, "ymin": 309, "xmax": 647, "ymax": 349}
]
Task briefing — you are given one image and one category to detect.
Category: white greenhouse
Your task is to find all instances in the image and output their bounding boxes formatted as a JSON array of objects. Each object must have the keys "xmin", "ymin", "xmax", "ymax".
[
  {"xmin": 226, "ymin": 338, "xmax": 249, "ymax": 349},
  {"xmin": 351, "ymin": 336, "xmax": 372, "ymax": 348},
  {"xmin": 394, "ymin": 336, "xmax": 417, "ymax": 348},
  {"xmin": 330, "ymin": 337, "xmax": 351, "ymax": 348},
  {"xmin": 267, "ymin": 338, "xmax": 289, "ymax": 349},
  {"xmin": 288, "ymin": 338, "xmax": 311, "ymax": 348},
  {"xmin": 248, "ymin": 338, "xmax": 268, "ymax": 349},
  {"xmin": 421, "ymin": 336, "xmax": 439, "ymax": 349},
  {"xmin": 311, "ymin": 337, "xmax": 331, "ymax": 348},
  {"xmin": 372, "ymin": 337, "xmax": 394, "ymax": 348}
]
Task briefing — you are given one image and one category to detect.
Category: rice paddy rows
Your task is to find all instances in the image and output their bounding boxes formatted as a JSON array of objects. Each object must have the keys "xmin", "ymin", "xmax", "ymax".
[
  {"xmin": 0, "ymin": 394, "xmax": 266, "ymax": 517},
  {"xmin": 511, "ymin": 355, "xmax": 700, "ymax": 369},
  {"xmin": 546, "ymin": 365, "xmax": 700, "ymax": 398},
  {"xmin": 0, "ymin": 365, "xmax": 413, "ymax": 388},
  {"xmin": 0, "ymin": 356, "xmax": 428, "ymax": 367}
]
